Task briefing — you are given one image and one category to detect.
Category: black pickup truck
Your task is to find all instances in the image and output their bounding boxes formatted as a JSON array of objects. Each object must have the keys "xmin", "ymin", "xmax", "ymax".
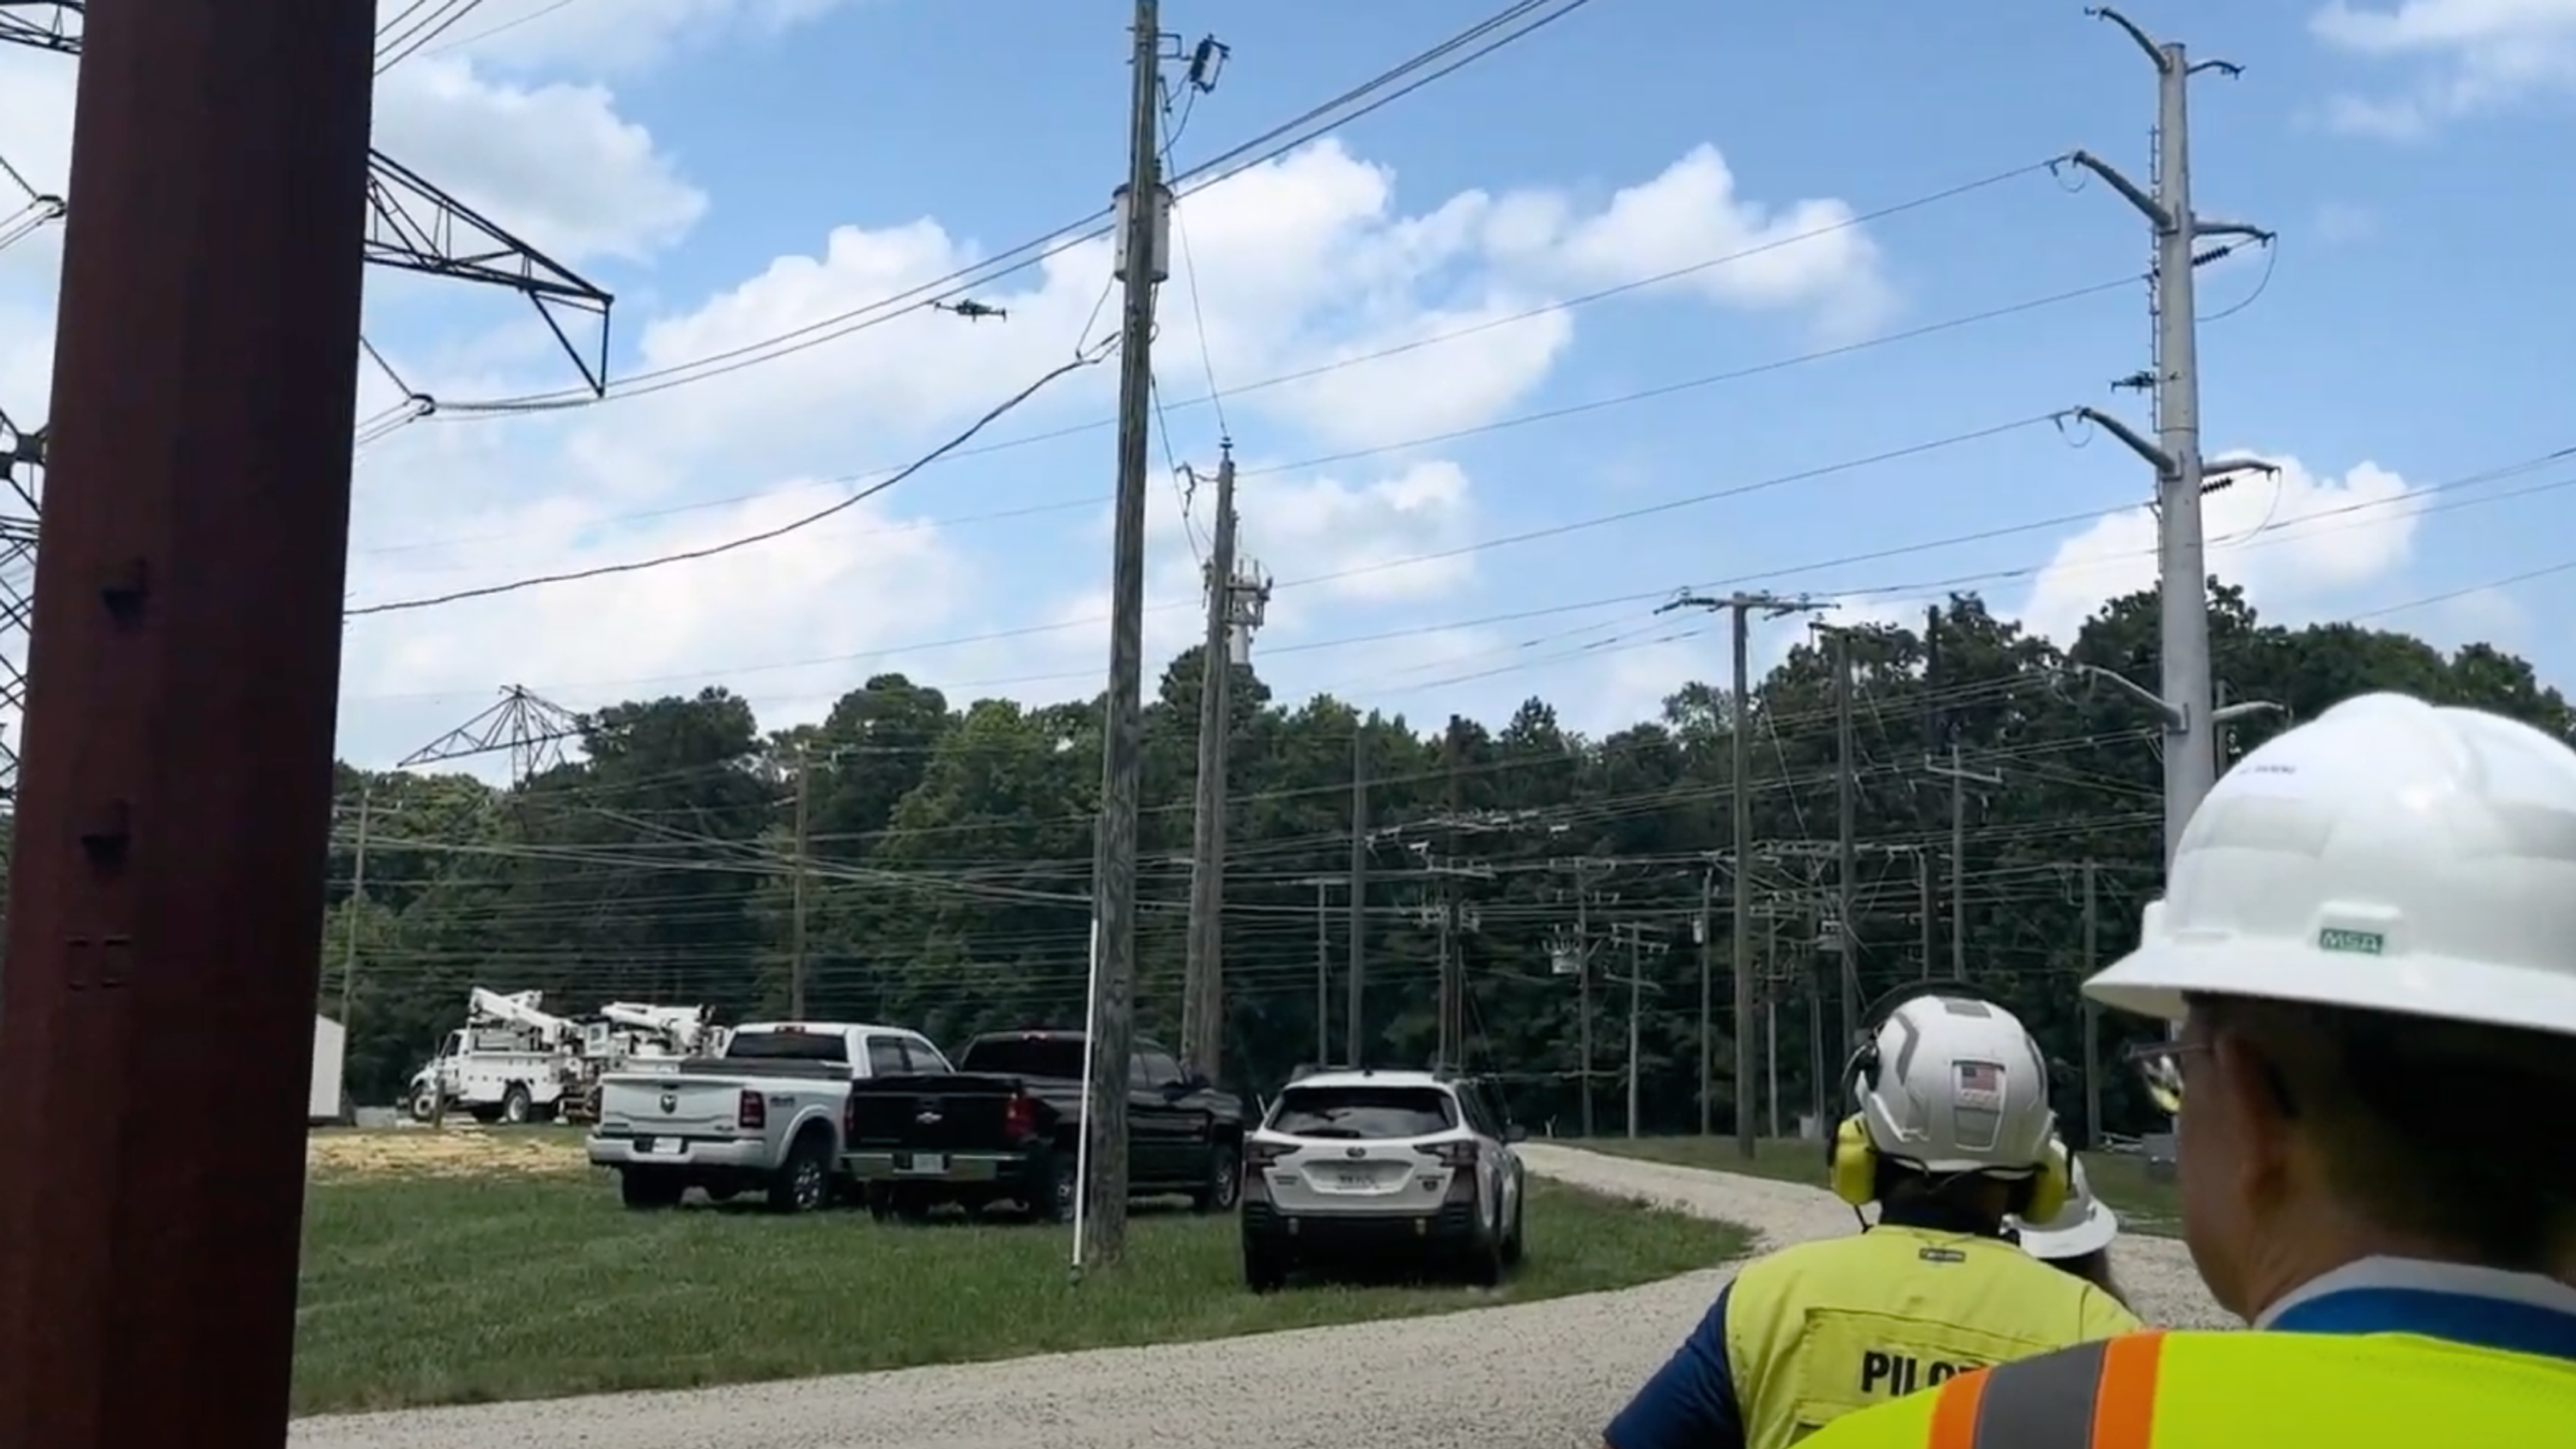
[{"xmin": 841, "ymin": 1029, "xmax": 1247, "ymax": 1222}]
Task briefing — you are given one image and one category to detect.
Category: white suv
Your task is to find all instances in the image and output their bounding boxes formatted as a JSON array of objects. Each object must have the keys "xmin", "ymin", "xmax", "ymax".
[{"xmin": 1239, "ymin": 1067, "xmax": 1528, "ymax": 1291}]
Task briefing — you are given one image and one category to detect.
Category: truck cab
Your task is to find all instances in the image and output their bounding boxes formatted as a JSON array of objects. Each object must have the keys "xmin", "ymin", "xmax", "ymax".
[{"xmin": 587, "ymin": 1020, "xmax": 950, "ymax": 1214}]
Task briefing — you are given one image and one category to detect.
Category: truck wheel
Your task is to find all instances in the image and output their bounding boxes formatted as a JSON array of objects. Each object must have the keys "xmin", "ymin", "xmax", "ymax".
[
  {"xmin": 1038, "ymin": 1149, "xmax": 1078, "ymax": 1224},
  {"xmin": 767, "ymin": 1130, "xmax": 833, "ymax": 1214},
  {"xmin": 619, "ymin": 1169, "xmax": 684, "ymax": 1210},
  {"xmin": 500, "ymin": 1084, "xmax": 532, "ymax": 1125},
  {"xmin": 408, "ymin": 1087, "xmax": 438, "ymax": 1121},
  {"xmin": 1191, "ymin": 1139, "xmax": 1242, "ymax": 1215}
]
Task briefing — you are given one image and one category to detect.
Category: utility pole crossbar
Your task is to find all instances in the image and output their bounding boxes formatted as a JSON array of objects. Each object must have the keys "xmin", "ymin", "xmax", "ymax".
[{"xmin": 1658, "ymin": 590, "xmax": 1826, "ymax": 1158}]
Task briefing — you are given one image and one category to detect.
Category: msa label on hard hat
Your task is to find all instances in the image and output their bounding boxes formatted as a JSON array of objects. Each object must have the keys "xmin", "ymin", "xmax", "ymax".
[
  {"xmin": 2318, "ymin": 928, "xmax": 2385, "ymax": 955},
  {"xmin": 1952, "ymin": 1060, "xmax": 2004, "ymax": 1112}
]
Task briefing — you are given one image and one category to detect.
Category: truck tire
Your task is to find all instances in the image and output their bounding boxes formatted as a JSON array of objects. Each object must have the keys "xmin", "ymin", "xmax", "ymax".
[
  {"xmin": 1037, "ymin": 1148, "xmax": 1078, "ymax": 1224},
  {"xmin": 620, "ymin": 1169, "xmax": 684, "ymax": 1210},
  {"xmin": 1191, "ymin": 1138, "xmax": 1242, "ymax": 1215},
  {"xmin": 766, "ymin": 1128, "xmax": 834, "ymax": 1215},
  {"xmin": 408, "ymin": 1086, "xmax": 439, "ymax": 1122},
  {"xmin": 500, "ymin": 1083, "xmax": 532, "ymax": 1125}
]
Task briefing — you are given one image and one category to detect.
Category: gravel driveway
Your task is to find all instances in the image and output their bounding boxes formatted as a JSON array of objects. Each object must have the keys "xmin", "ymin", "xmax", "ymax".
[{"xmin": 290, "ymin": 1144, "xmax": 2233, "ymax": 1449}]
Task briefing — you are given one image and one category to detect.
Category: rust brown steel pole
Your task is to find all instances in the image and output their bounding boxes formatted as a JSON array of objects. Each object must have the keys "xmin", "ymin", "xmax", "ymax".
[{"xmin": 0, "ymin": 2, "xmax": 379, "ymax": 1444}]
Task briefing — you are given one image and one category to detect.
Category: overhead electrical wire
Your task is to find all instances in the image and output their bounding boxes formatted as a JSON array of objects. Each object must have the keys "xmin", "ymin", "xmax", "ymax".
[
  {"xmin": 410, "ymin": 0, "xmax": 1603, "ymax": 421},
  {"xmin": 362, "ymin": 155, "xmax": 2082, "ymax": 555}
]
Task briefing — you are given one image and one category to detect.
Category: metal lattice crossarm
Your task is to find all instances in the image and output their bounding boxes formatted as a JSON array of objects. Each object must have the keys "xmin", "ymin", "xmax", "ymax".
[
  {"xmin": 395, "ymin": 685, "xmax": 585, "ymax": 787},
  {"xmin": 0, "ymin": 3, "xmax": 616, "ymax": 397}
]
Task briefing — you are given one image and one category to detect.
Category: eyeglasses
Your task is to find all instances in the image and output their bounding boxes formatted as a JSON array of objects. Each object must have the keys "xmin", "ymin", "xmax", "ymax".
[{"xmin": 2122, "ymin": 1040, "xmax": 2212, "ymax": 1116}]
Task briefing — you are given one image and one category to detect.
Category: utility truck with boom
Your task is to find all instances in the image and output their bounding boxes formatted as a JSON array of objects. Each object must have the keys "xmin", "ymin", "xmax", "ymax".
[
  {"xmin": 407, "ymin": 987, "xmax": 584, "ymax": 1124},
  {"xmin": 587, "ymin": 1020, "xmax": 951, "ymax": 1213}
]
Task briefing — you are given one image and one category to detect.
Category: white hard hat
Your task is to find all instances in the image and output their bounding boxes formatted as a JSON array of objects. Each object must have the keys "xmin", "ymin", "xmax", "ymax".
[
  {"xmin": 2086, "ymin": 691, "xmax": 2576, "ymax": 1036},
  {"xmin": 1856, "ymin": 993, "xmax": 2057, "ymax": 1176},
  {"xmin": 2009, "ymin": 1154, "xmax": 2117, "ymax": 1259}
]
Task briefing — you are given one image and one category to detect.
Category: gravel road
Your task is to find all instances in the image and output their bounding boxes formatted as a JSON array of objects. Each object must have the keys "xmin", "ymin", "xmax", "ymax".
[{"xmin": 290, "ymin": 1144, "xmax": 2233, "ymax": 1449}]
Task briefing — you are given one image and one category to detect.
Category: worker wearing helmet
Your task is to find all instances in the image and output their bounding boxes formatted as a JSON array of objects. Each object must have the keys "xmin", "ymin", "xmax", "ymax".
[
  {"xmin": 1601, "ymin": 989, "xmax": 2141, "ymax": 1449},
  {"xmin": 1801, "ymin": 693, "xmax": 2576, "ymax": 1449},
  {"xmin": 2008, "ymin": 1155, "xmax": 2129, "ymax": 1309}
]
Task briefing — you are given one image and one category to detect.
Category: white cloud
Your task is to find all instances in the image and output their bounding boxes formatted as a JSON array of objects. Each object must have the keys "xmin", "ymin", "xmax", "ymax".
[
  {"xmin": 374, "ymin": 58, "xmax": 707, "ymax": 267},
  {"xmin": 2312, "ymin": 0, "xmax": 2576, "ymax": 134},
  {"xmin": 403, "ymin": 0, "xmax": 861, "ymax": 77},
  {"xmin": 2014, "ymin": 452, "xmax": 2423, "ymax": 642}
]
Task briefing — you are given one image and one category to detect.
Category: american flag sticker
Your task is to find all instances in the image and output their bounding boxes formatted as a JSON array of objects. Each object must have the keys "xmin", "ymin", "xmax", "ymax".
[{"xmin": 1953, "ymin": 1061, "xmax": 2005, "ymax": 1111}]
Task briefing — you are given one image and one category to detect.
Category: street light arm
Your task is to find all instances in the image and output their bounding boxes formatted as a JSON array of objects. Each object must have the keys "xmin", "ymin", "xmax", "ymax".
[{"xmin": 2212, "ymin": 700, "xmax": 2283, "ymax": 725}]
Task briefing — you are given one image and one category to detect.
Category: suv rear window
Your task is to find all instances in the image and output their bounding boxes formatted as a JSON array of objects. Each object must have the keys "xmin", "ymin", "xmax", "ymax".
[{"xmin": 1270, "ymin": 1086, "xmax": 1457, "ymax": 1139}]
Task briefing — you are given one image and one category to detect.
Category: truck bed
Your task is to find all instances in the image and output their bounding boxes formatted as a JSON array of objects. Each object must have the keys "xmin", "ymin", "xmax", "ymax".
[{"xmin": 844, "ymin": 1070, "xmax": 1073, "ymax": 1154}]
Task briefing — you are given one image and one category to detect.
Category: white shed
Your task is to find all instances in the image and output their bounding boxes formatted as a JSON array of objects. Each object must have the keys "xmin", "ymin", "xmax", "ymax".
[{"xmin": 311, "ymin": 1015, "xmax": 349, "ymax": 1124}]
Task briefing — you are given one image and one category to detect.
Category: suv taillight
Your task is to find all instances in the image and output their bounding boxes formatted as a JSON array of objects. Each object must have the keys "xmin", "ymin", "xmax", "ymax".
[
  {"xmin": 1003, "ymin": 1092, "xmax": 1037, "ymax": 1141},
  {"xmin": 842, "ymin": 1088, "xmax": 859, "ymax": 1141},
  {"xmin": 1419, "ymin": 1139, "xmax": 1477, "ymax": 1169},
  {"xmin": 1245, "ymin": 1139, "xmax": 1292, "ymax": 1170},
  {"xmin": 738, "ymin": 1088, "xmax": 766, "ymax": 1130}
]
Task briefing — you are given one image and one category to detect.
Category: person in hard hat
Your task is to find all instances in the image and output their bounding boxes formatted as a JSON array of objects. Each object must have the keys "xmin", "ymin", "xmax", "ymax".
[
  {"xmin": 1801, "ymin": 692, "xmax": 2576, "ymax": 1449},
  {"xmin": 1601, "ymin": 988, "xmax": 2140, "ymax": 1449},
  {"xmin": 2008, "ymin": 1153, "xmax": 2129, "ymax": 1308}
]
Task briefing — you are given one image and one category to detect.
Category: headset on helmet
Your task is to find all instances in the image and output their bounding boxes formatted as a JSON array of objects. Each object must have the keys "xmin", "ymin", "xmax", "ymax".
[{"xmin": 1823, "ymin": 979, "xmax": 2070, "ymax": 1223}]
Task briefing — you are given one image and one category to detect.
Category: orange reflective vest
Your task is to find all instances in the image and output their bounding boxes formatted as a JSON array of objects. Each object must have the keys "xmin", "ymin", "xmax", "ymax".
[{"xmin": 1801, "ymin": 1325, "xmax": 2576, "ymax": 1448}]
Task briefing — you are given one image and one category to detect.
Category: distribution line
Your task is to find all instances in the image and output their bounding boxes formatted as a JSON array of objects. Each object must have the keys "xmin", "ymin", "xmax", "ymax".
[
  {"xmin": 342, "ymin": 440, "xmax": 2576, "ymax": 710},
  {"xmin": 416, "ymin": 0, "xmax": 1601, "ymax": 418},
  {"xmin": 360, "ymin": 175, "xmax": 2105, "ymax": 559}
]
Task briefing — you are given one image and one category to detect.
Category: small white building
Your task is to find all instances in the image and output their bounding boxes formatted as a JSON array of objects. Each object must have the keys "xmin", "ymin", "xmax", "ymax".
[{"xmin": 311, "ymin": 1015, "xmax": 349, "ymax": 1124}]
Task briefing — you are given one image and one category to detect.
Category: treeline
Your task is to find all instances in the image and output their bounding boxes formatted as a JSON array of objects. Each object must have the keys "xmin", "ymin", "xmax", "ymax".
[{"xmin": 314, "ymin": 579, "xmax": 2572, "ymax": 1141}]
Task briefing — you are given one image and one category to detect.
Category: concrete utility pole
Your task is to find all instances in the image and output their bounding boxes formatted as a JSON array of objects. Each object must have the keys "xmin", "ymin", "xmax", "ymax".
[
  {"xmin": 1346, "ymin": 719, "xmax": 1369, "ymax": 1065},
  {"xmin": 1916, "ymin": 847, "xmax": 1935, "ymax": 979},
  {"xmin": 1819, "ymin": 623, "xmax": 1864, "ymax": 1052},
  {"xmin": 0, "ymin": 0, "xmax": 379, "ymax": 1440},
  {"xmin": 1078, "ymin": 0, "xmax": 1172, "ymax": 1272},
  {"xmin": 1180, "ymin": 444, "xmax": 1239, "ymax": 1081},
  {"xmin": 1550, "ymin": 856, "xmax": 1612, "ymax": 1137},
  {"xmin": 1661, "ymin": 589, "xmax": 1822, "ymax": 1158},
  {"xmin": 2063, "ymin": 7, "xmax": 2275, "ymax": 880},
  {"xmin": 1925, "ymin": 746, "xmax": 2002, "ymax": 978},
  {"xmin": 1610, "ymin": 922, "xmax": 1669, "ymax": 1138},
  {"xmin": 2083, "ymin": 858, "xmax": 2104, "ymax": 1150},
  {"xmin": 337, "ymin": 779, "xmax": 375, "ymax": 1030},
  {"xmin": 789, "ymin": 739, "xmax": 813, "ymax": 1019},
  {"xmin": 1292, "ymin": 876, "xmax": 1336, "ymax": 1064},
  {"xmin": 1696, "ymin": 864, "xmax": 1716, "ymax": 1136}
]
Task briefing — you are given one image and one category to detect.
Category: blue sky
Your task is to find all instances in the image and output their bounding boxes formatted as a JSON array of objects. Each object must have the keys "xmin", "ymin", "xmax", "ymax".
[{"xmin": 2, "ymin": 0, "xmax": 2572, "ymax": 773}]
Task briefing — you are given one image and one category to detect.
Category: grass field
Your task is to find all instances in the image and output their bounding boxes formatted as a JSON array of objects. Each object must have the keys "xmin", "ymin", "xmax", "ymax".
[
  {"xmin": 1569, "ymin": 1136, "xmax": 2184, "ymax": 1235},
  {"xmin": 293, "ymin": 1128, "xmax": 1752, "ymax": 1416}
]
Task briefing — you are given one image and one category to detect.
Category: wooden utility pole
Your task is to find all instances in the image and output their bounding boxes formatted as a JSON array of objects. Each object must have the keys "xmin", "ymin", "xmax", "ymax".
[
  {"xmin": 0, "ymin": 0, "xmax": 380, "ymax": 1439},
  {"xmin": 338, "ymin": 779, "xmax": 374, "ymax": 1029},
  {"xmin": 2083, "ymin": 858, "xmax": 2103, "ymax": 1149},
  {"xmin": 1697, "ymin": 864, "xmax": 1715, "ymax": 1137},
  {"xmin": 1437, "ymin": 718, "xmax": 1466, "ymax": 1070},
  {"xmin": 1657, "ymin": 589, "xmax": 1822, "ymax": 1158},
  {"xmin": 1076, "ymin": 0, "xmax": 1168, "ymax": 1272},
  {"xmin": 1346, "ymin": 718, "xmax": 1369, "ymax": 1066},
  {"xmin": 1180, "ymin": 446, "xmax": 1238, "ymax": 1080},
  {"xmin": 789, "ymin": 740, "xmax": 812, "ymax": 1019},
  {"xmin": 1926, "ymin": 745, "xmax": 2002, "ymax": 978},
  {"xmin": 1827, "ymin": 625, "xmax": 1860, "ymax": 1052}
]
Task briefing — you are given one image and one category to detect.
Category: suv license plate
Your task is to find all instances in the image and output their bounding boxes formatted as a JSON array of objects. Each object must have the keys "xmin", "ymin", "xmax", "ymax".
[
  {"xmin": 896, "ymin": 1153, "xmax": 947, "ymax": 1174},
  {"xmin": 1327, "ymin": 1167, "xmax": 1375, "ymax": 1191}
]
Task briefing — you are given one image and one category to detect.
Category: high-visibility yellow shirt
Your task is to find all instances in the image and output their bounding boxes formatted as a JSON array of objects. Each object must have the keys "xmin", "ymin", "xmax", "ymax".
[
  {"xmin": 1605, "ymin": 1222, "xmax": 2142, "ymax": 1449},
  {"xmin": 1796, "ymin": 1260, "xmax": 2576, "ymax": 1449}
]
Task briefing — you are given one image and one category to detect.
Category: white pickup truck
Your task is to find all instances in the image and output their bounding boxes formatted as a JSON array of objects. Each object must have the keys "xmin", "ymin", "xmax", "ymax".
[{"xmin": 586, "ymin": 1020, "xmax": 951, "ymax": 1213}]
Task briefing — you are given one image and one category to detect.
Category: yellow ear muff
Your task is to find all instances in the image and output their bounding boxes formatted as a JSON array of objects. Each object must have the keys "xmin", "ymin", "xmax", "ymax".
[
  {"xmin": 2018, "ymin": 1137, "xmax": 2073, "ymax": 1224},
  {"xmin": 1828, "ymin": 1113, "xmax": 1879, "ymax": 1207}
]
